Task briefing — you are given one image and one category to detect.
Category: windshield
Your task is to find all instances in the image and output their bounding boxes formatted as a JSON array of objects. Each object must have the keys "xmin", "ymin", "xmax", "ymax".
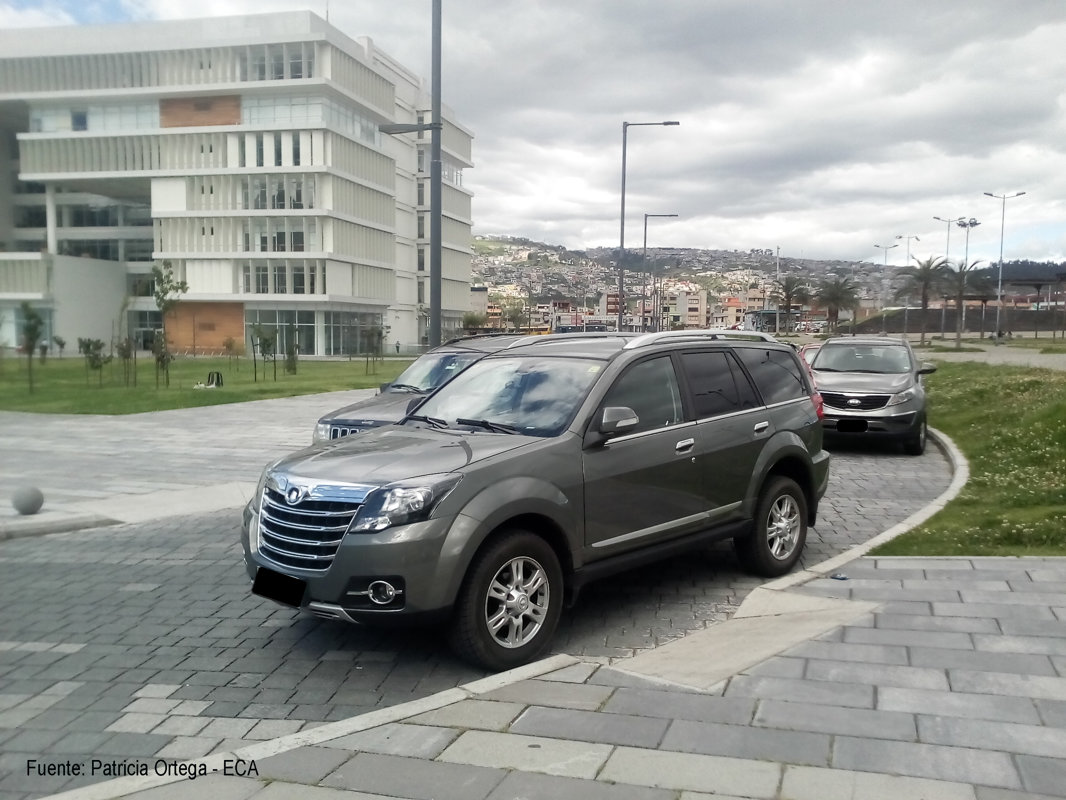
[
  {"xmin": 411, "ymin": 356, "xmax": 603, "ymax": 437},
  {"xmin": 389, "ymin": 351, "xmax": 483, "ymax": 392},
  {"xmin": 811, "ymin": 344, "xmax": 912, "ymax": 374}
]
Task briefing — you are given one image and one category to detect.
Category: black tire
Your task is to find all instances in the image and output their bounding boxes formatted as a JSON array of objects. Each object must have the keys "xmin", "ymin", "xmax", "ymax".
[
  {"xmin": 449, "ymin": 530, "xmax": 563, "ymax": 671},
  {"xmin": 734, "ymin": 476, "xmax": 808, "ymax": 577},
  {"xmin": 903, "ymin": 416, "xmax": 927, "ymax": 456}
]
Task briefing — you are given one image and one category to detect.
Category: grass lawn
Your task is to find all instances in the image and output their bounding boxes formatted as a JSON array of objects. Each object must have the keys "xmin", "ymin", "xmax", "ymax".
[
  {"xmin": 872, "ymin": 362, "xmax": 1066, "ymax": 557},
  {"xmin": 0, "ymin": 353, "xmax": 413, "ymax": 414}
]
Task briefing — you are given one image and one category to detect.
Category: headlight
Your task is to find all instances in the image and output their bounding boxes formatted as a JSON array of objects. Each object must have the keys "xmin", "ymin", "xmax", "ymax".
[
  {"xmin": 250, "ymin": 468, "xmax": 270, "ymax": 512},
  {"xmin": 886, "ymin": 388, "xmax": 917, "ymax": 407},
  {"xmin": 313, "ymin": 422, "xmax": 332, "ymax": 443},
  {"xmin": 350, "ymin": 474, "xmax": 463, "ymax": 533}
]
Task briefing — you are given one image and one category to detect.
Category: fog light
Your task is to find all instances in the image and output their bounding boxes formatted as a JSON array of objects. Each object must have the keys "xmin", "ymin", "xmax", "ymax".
[{"xmin": 368, "ymin": 580, "xmax": 398, "ymax": 605}]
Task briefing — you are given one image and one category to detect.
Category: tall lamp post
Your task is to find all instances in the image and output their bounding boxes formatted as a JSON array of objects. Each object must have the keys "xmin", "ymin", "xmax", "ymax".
[
  {"xmin": 956, "ymin": 217, "xmax": 980, "ymax": 333},
  {"xmin": 984, "ymin": 191, "xmax": 1026, "ymax": 338},
  {"xmin": 874, "ymin": 243, "xmax": 898, "ymax": 333},
  {"xmin": 641, "ymin": 213, "xmax": 678, "ymax": 331},
  {"xmin": 380, "ymin": 0, "xmax": 443, "ymax": 347},
  {"xmin": 933, "ymin": 215, "xmax": 964, "ymax": 263},
  {"xmin": 618, "ymin": 120, "xmax": 679, "ymax": 331}
]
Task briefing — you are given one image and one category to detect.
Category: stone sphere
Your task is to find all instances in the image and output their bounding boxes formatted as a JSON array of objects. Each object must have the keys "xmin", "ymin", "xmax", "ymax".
[{"xmin": 12, "ymin": 486, "xmax": 44, "ymax": 516}]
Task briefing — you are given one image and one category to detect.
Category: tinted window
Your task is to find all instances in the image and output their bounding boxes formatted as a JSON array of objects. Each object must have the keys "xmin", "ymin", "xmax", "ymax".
[
  {"xmin": 736, "ymin": 348, "xmax": 808, "ymax": 405},
  {"xmin": 681, "ymin": 351, "xmax": 759, "ymax": 418},
  {"xmin": 601, "ymin": 356, "xmax": 683, "ymax": 434}
]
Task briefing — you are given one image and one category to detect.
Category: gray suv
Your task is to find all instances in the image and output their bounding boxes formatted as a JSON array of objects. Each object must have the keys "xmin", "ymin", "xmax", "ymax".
[
  {"xmin": 810, "ymin": 335, "xmax": 936, "ymax": 455},
  {"xmin": 312, "ymin": 335, "xmax": 523, "ymax": 443},
  {"xmin": 244, "ymin": 331, "xmax": 830, "ymax": 670}
]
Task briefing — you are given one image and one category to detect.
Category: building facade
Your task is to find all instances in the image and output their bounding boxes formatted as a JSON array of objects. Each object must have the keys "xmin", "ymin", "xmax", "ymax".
[{"xmin": 0, "ymin": 11, "xmax": 474, "ymax": 357}]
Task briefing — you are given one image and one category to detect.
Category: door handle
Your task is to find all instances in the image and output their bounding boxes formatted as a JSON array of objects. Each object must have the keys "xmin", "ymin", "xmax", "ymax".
[
  {"xmin": 675, "ymin": 438, "xmax": 695, "ymax": 452},
  {"xmin": 753, "ymin": 422, "xmax": 769, "ymax": 434}
]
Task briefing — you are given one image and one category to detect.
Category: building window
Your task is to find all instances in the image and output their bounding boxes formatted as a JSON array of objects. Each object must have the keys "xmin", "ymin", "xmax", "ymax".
[
  {"xmin": 291, "ymin": 231, "xmax": 304, "ymax": 252},
  {"xmin": 273, "ymin": 231, "xmax": 286, "ymax": 252},
  {"xmin": 255, "ymin": 134, "xmax": 264, "ymax": 167},
  {"xmin": 255, "ymin": 265, "xmax": 268, "ymax": 293},
  {"xmin": 292, "ymin": 265, "xmax": 305, "ymax": 294},
  {"xmin": 417, "ymin": 215, "xmax": 425, "ymax": 239},
  {"xmin": 71, "ymin": 110, "xmax": 88, "ymax": 131},
  {"xmin": 417, "ymin": 280, "xmax": 425, "ymax": 304},
  {"xmin": 274, "ymin": 133, "xmax": 283, "ymax": 167},
  {"xmin": 417, "ymin": 181, "xmax": 425, "ymax": 206},
  {"xmin": 291, "ymin": 181, "xmax": 303, "ymax": 209},
  {"xmin": 274, "ymin": 264, "xmax": 287, "ymax": 293},
  {"xmin": 417, "ymin": 248, "xmax": 425, "ymax": 272},
  {"xmin": 292, "ymin": 135, "xmax": 301, "ymax": 166}
]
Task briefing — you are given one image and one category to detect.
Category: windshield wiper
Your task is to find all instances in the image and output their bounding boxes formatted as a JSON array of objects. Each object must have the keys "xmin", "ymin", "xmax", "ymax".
[
  {"xmin": 456, "ymin": 418, "xmax": 520, "ymax": 434},
  {"xmin": 388, "ymin": 383, "xmax": 428, "ymax": 393},
  {"xmin": 405, "ymin": 413, "xmax": 449, "ymax": 429}
]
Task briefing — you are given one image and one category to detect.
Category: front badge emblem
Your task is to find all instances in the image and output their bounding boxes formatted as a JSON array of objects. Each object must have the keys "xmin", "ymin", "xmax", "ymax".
[{"xmin": 286, "ymin": 487, "xmax": 303, "ymax": 505}]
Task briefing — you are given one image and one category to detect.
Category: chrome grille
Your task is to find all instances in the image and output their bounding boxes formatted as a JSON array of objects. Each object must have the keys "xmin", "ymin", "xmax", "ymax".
[
  {"xmin": 258, "ymin": 486, "xmax": 361, "ymax": 572},
  {"xmin": 820, "ymin": 392, "xmax": 890, "ymax": 411},
  {"xmin": 329, "ymin": 425, "xmax": 363, "ymax": 440}
]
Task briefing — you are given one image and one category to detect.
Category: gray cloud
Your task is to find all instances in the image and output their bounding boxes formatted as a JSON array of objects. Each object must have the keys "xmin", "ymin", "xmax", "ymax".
[{"xmin": 3, "ymin": 0, "xmax": 1064, "ymax": 263}]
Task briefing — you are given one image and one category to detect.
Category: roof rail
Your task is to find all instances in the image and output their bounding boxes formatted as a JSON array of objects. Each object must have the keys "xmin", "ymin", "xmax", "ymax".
[
  {"xmin": 623, "ymin": 329, "xmax": 779, "ymax": 349},
  {"xmin": 505, "ymin": 332, "xmax": 626, "ymax": 349}
]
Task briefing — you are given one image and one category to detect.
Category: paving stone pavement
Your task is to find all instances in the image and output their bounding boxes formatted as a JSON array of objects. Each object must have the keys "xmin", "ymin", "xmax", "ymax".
[{"xmin": 14, "ymin": 555, "xmax": 1065, "ymax": 800}]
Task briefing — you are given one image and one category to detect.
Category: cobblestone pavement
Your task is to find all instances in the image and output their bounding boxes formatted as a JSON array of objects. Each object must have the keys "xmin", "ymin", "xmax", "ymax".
[{"xmin": 0, "ymin": 436, "xmax": 951, "ymax": 799}]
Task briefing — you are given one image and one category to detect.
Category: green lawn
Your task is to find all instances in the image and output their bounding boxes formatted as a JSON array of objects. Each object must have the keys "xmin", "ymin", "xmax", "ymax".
[
  {"xmin": 871, "ymin": 362, "xmax": 1066, "ymax": 556},
  {"xmin": 0, "ymin": 353, "xmax": 413, "ymax": 414}
]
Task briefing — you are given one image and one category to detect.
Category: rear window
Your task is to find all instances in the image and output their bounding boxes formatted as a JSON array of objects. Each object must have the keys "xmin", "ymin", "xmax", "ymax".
[{"xmin": 735, "ymin": 348, "xmax": 809, "ymax": 405}]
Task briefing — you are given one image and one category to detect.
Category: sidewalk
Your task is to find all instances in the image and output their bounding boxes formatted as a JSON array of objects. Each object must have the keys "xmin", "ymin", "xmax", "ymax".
[{"xmin": 25, "ymin": 429, "xmax": 1066, "ymax": 800}]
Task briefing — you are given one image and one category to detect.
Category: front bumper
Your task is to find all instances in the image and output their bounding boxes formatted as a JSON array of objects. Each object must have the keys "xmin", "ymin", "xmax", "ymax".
[
  {"xmin": 241, "ymin": 503, "xmax": 471, "ymax": 622},
  {"xmin": 821, "ymin": 408, "xmax": 919, "ymax": 438}
]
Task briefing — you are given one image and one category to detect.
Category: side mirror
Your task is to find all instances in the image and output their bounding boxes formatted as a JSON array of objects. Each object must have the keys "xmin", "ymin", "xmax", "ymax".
[
  {"xmin": 598, "ymin": 406, "xmax": 639, "ymax": 435},
  {"xmin": 405, "ymin": 397, "xmax": 424, "ymax": 415},
  {"xmin": 380, "ymin": 382, "xmax": 392, "ymax": 392},
  {"xmin": 917, "ymin": 362, "xmax": 937, "ymax": 376}
]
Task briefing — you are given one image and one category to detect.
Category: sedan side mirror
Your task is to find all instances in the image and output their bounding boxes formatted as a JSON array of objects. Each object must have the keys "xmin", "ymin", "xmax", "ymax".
[{"xmin": 917, "ymin": 362, "xmax": 937, "ymax": 376}]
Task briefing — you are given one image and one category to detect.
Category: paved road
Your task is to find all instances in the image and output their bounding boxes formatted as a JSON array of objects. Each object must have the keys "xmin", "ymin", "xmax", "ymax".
[{"xmin": 0, "ymin": 388, "xmax": 952, "ymax": 799}]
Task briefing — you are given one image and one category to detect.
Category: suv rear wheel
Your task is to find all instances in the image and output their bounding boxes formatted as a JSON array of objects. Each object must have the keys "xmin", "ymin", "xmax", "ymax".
[
  {"xmin": 449, "ymin": 530, "xmax": 563, "ymax": 671},
  {"xmin": 734, "ymin": 476, "xmax": 808, "ymax": 577}
]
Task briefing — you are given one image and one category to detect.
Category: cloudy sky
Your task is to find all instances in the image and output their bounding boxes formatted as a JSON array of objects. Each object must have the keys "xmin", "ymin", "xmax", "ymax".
[{"xmin": 3, "ymin": 0, "xmax": 1064, "ymax": 266}]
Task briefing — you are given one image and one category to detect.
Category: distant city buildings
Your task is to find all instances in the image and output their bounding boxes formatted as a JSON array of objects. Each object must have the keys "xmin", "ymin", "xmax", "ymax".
[{"xmin": 0, "ymin": 11, "xmax": 474, "ymax": 355}]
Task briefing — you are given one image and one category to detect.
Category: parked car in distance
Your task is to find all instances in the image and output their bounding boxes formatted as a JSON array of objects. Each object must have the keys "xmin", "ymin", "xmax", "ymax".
[
  {"xmin": 312, "ymin": 334, "xmax": 524, "ymax": 443},
  {"xmin": 809, "ymin": 336, "xmax": 935, "ymax": 455},
  {"xmin": 246, "ymin": 329, "xmax": 829, "ymax": 670}
]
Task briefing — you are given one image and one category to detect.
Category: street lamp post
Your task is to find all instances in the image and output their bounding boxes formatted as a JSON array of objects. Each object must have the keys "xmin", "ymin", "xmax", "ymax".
[
  {"xmin": 774, "ymin": 246, "xmax": 781, "ymax": 334},
  {"xmin": 378, "ymin": 0, "xmax": 443, "ymax": 347},
  {"xmin": 618, "ymin": 120, "xmax": 679, "ymax": 331},
  {"xmin": 956, "ymin": 217, "xmax": 980, "ymax": 334},
  {"xmin": 895, "ymin": 235, "xmax": 918, "ymax": 341},
  {"xmin": 641, "ymin": 213, "xmax": 678, "ymax": 331},
  {"xmin": 984, "ymin": 191, "xmax": 1026, "ymax": 338},
  {"xmin": 874, "ymin": 243, "xmax": 898, "ymax": 333},
  {"xmin": 933, "ymin": 215, "xmax": 964, "ymax": 263}
]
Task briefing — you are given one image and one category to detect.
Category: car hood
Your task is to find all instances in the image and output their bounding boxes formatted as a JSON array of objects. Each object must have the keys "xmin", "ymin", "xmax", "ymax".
[
  {"xmin": 270, "ymin": 424, "xmax": 539, "ymax": 485},
  {"xmin": 813, "ymin": 371, "xmax": 913, "ymax": 394},
  {"xmin": 320, "ymin": 391, "xmax": 420, "ymax": 425}
]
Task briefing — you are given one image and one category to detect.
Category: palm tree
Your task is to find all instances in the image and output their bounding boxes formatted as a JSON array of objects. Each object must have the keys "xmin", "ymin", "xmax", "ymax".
[
  {"xmin": 946, "ymin": 259, "xmax": 984, "ymax": 349},
  {"xmin": 773, "ymin": 275, "xmax": 810, "ymax": 333},
  {"xmin": 815, "ymin": 277, "xmax": 860, "ymax": 333},
  {"xmin": 895, "ymin": 256, "xmax": 951, "ymax": 345}
]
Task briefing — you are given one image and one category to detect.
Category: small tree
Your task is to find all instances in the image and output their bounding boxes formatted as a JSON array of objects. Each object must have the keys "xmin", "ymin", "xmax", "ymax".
[
  {"xmin": 284, "ymin": 323, "xmax": 298, "ymax": 374},
  {"xmin": 81, "ymin": 338, "xmax": 111, "ymax": 387},
  {"xmin": 223, "ymin": 336, "xmax": 239, "ymax": 370},
  {"xmin": 461, "ymin": 312, "xmax": 488, "ymax": 331},
  {"xmin": 151, "ymin": 260, "xmax": 188, "ymax": 388},
  {"xmin": 116, "ymin": 337, "xmax": 135, "ymax": 386},
  {"xmin": 53, "ymin": 335, "xmax": 66, "ymax": 359},
  {"xmin": 256, "ymin": 326, "xmax": 278, "ymax": 381},
  {"xmin": 20, "ymin": 302, "xmax": 44, "ymax": 394}
]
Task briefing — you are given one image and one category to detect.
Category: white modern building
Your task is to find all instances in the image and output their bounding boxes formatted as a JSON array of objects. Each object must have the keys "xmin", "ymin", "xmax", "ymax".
[{"xmin": 0, "ymin": 11, "xmax": 474, "ymax": 357}]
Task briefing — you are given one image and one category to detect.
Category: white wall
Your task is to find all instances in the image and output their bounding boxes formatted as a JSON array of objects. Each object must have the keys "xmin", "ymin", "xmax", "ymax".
[
  {"xmin": 151, "ymin": 178, "xmax": 187, "ymax": 212},
  {"xmin": 51, "ymin": 255, "xmax": 128, "ymax": 344}
]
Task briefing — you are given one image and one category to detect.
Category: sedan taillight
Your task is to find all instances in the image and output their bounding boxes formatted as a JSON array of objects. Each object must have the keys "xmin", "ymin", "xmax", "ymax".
[{"xmin": 811, "ymin": 392, "xmax": 824, "ymax": 420}]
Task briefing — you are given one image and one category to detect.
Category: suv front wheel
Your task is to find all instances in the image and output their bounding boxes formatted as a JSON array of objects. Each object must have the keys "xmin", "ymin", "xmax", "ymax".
[
  {"xmin": 449, "ymin": 530, "xmax": 563, "ymax": 671},
  {"xmin": 734, "ymin": 476, "xmax": 808, "ymax": 577}
]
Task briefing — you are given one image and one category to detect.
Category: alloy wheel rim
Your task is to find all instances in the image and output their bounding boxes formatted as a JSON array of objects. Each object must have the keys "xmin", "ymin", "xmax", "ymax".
[
  {"xmin": 767, "ymin": 495, "xmax": 800, "ymax": 560},
  {"xmin": 484, "ymin": 556, "xmax": 549, "ymax": 649}
]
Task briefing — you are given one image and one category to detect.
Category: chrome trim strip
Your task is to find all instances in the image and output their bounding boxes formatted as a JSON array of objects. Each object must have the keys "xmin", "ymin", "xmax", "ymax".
[{"xmin": 591, "ymin": 501, "xmax": 743, "ymax": 549}]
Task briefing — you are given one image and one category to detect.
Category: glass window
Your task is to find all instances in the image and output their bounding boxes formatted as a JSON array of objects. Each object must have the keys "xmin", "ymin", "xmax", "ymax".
[
  {"xmin": 255, "ymin": 265, "xmax": 268, "ymax": 293},
  {"xmin": 274, "ymin": 134, "xmax": 283, "ymax": 167},
  {"xmin": 292, "ymin": 265, "xmax": 305, "ymax": 294},
  {"xmin": 681, "ymin": 351, "xmax": 758, "ymax": 418},
  {"xmin": 735, "ymin": 348, "xmax": 808, "ymax": 405},
  {"xmin": 273, "ymin": 264, "xmax": 287, "ymax": 293},
  {"xmin": 71, "ymin": 110, "xmax": 87, "ymax": 131},
  {"xmin": 291, "ymin": 231, "xmax": 304, "ymax": 252},
  {"xmin": 292, "ymin": 136, "xmax": 301, "ymax": 166},
  {"xmin": 417, "ymin": 248, "xmax": 425, "ymax": 272},
  {"xmin": 601, "ymin": 356, "xmax": 684, "ymax": 434}
]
